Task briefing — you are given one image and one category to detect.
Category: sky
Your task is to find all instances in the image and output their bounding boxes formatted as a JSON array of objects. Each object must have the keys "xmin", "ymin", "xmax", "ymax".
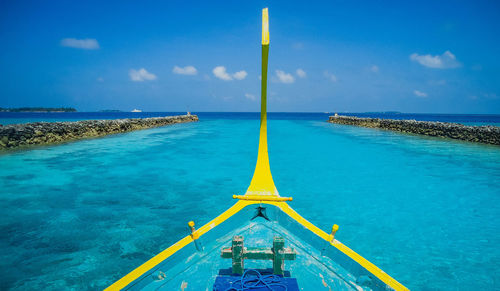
[{"xmin": 0, "ymin": 0, "xmax": 499, "ymax": 113}]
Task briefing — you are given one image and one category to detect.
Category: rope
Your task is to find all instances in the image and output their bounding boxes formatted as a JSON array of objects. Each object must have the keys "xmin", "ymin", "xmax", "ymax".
[{"xmin": 223, "ymin": 269, "xmax": 287, "ymax": 291}]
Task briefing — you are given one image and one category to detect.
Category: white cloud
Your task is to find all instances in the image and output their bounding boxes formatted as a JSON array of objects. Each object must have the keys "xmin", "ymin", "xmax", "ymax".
[
  {"xmin": 173, "ymin": 65, "xmax": 197, "ymax": 75},
  {"xmin": 245, "ymin": 93, "xmax": 256, "ymax": 101},
  {"xmin": 370, "ymin": 65, "xmax": 379, "ymax": 73},
  {"xmin": 212, "ymin": 66, "xmax": 247, "ymax": 81},
  {"xmin": 410, "ymin": 51, "xmax": 460, "ymax": 69},
  {"xmin": 324, "ymin": 71, "xmax": 337, "ymax": 82},
  {"xmin": 275, "ymin": 70, "xmax": 295, "ymax": 84},
  {"xmin": 213, "ymin": 66, "xmax": 232, "ymax": 81},
  {"xmin": 60, "ymin": 38, "xmax": 99, "ymax": 50},
  {"xmin": 233, "ymin": 70, "xmax": 248, "ymax": 80},
  {"xmin": 414, "ymin": 90, "xmax": 428, "ymax": 98},
  {"xmin": 296, "ymin": 68, "xmax": 306, "ymax": 78},
  {"xmin": 129, "ymin": 68, "xmax": 157, "ymax": 82}
]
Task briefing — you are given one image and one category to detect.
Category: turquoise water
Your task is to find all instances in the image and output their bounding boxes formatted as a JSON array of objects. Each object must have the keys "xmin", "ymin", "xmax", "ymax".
[{"xmin": 0, "ymin": 115, "xmax": 499, "ymax": 290}]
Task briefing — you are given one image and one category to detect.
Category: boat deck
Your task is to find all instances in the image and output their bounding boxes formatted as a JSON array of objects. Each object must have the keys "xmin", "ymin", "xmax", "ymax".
[{"xmin": 138, "ymin": 217, "xmax": 371, "ymax": 290}]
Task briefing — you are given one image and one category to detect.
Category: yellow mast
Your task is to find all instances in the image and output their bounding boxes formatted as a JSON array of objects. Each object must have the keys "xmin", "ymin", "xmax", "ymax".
[
  {"xmin": 245, "ymin": 8, "xmax": 279, "ymax": 197},
  {"xmin": 106, "ymin": 10, "xmax": 409, "ymax": 291}
]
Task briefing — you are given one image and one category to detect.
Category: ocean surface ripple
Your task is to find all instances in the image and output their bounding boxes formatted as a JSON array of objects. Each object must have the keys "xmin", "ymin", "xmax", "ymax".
[{"xmin": 0, "ymin": 113, "xmax": 499, "ymax": 290}]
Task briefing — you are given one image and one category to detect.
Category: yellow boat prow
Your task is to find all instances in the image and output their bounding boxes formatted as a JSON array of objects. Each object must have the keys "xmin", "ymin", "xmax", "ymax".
[{"xmin": 105, "ymin": 8, "xmax": 408, "ymax": 291}]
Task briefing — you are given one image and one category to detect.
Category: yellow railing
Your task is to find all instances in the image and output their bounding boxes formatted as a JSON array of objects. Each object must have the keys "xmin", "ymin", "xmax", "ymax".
[{"xmin": 105, "ymin": 200, "xmax": 408, "ymax": 291}]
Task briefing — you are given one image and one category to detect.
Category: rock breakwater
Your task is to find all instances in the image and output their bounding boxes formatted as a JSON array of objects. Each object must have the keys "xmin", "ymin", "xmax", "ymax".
[
  {"xmin": 328, "ymin": 115, "xmax": 500, "ymax": 146},
  {"xmin": 0, "ymin": 114, "xmax": 198, "ymax": 150}
]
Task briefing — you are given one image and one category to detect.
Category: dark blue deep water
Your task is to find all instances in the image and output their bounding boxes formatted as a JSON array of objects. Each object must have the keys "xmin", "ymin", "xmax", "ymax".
[{"xmin": 0, "ymin": 112, "xmax": 499, "ymax": 290}]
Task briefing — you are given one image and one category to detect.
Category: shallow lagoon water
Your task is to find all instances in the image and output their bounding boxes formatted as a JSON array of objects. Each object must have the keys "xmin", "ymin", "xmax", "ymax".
[{"xmin": 0, "ymin": 114, "xmax": 499, "ymax": 290}]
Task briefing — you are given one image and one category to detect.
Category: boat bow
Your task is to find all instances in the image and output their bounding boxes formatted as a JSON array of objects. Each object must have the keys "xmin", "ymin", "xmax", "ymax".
[{"xmin": 106, "ymin": 8, "xmax": 408, "ymax": 291}]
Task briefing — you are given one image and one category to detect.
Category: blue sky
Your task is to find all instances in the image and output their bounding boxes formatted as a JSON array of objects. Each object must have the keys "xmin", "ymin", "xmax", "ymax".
[{"xmin": 1, "ymin": 1, "xmax": 499, "ymax": 113}]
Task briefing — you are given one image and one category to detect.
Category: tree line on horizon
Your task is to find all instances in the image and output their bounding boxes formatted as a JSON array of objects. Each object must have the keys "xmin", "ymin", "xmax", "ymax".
[{"xmin": 0, "ymin": 107, "xmax": 77, "ymax": 112}]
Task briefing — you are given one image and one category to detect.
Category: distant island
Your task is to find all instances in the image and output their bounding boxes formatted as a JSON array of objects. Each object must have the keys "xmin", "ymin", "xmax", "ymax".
[{"xmin": 0, "ymin": 107, "xmax": 77, "ymax": 112}]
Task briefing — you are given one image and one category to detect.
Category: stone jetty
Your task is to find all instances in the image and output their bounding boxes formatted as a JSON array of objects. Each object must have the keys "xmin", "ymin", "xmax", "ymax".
[
  {"xmin": 0, "ymin": 114, "xmax": 198, "ymax": 150},
  {"xmin": 328, "ymin": 115, "xmax": 500, "ymax": 146}
]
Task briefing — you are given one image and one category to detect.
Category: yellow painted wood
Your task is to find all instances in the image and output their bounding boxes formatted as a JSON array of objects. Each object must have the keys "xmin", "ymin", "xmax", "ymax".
[
  {"xmin": 262, "ymin": 8, "xmax": 269, "ymax": 45},
  {"xmin": 245, "ymin": 8, "xmax": 278, "ymax": 197},
  {"xmin": 233, "ymin": 195, "xmax": 292, "ymax": 202}
]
